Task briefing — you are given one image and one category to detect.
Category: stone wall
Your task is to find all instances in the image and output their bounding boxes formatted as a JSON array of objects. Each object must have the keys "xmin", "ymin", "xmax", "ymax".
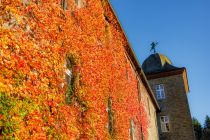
[
  {"xmin": 148, "ymin": 74, "xmax": 195, "ymax": 140},
  {"xmin": 139, "ymin": 79, "xmax": 159, "ymax": 140}
]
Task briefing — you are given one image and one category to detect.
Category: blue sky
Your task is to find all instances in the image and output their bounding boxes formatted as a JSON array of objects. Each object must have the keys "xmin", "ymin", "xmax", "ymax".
[{"xmin": 110, "ymin": 0, "xmax": 210, "ymax": 125}]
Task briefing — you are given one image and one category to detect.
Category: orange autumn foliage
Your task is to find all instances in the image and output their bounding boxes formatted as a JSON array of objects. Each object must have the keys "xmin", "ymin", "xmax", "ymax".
[{"xmin": 0, "ymin": 0, "xmax": 149, "ymax": 139}]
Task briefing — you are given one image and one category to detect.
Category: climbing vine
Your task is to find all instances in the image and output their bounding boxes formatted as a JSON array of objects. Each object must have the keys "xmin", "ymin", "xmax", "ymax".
[{"xmin": 0, "ymin": 0, "xmax": 149, "ymax": 139}]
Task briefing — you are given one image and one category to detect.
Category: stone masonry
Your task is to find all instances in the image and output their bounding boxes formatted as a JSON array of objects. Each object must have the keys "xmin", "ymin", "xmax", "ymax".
[
  {"xmin": 142, "ymin": 53, "xmax": 195, "ymax": 140},
  {"xmin": 148, "ymin": 74, "xmax": 195, "ymax": 140}
]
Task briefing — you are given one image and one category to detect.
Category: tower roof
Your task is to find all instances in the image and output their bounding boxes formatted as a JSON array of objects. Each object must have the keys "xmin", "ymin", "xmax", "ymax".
[{"xmin": 142, "ymin": 53, "xmax": 179, "ymax": 74}]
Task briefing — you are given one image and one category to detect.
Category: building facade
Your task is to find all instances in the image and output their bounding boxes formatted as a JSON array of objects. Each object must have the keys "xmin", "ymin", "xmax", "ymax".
[
  {"xmin": 142, "ymin": 53, "xmax": 195, "ymax": 140},
  {"xmin": 0, "ymin": 0, "xmax": 160, "ymax": 139}
]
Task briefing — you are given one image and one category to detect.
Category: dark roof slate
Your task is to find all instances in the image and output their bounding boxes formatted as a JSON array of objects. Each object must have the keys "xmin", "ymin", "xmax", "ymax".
[{"xmin": 142, "ymin": 53, "xmax": 179, "ymax": 74}]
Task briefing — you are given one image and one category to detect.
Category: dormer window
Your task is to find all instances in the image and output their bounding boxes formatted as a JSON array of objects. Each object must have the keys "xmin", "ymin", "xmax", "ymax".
[{"xmin": 155, "ymin": 84, "xmax": 165, "ymax": 100}]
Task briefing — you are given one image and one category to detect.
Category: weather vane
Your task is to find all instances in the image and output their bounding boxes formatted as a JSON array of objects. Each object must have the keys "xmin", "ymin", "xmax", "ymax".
[{"xmin": 150, "ymin": 41, "xmax": 158, "ymax": 54}]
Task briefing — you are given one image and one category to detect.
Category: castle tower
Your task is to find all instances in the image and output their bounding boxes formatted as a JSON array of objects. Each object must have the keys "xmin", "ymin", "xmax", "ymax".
[{"xmin": 142, "ymin": 53, "xmax": 195, "ymax": 140}]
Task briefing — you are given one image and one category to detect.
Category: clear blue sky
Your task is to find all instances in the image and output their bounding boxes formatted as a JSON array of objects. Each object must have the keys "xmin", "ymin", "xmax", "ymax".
[{"xmin": 110, "ymin": 0, "xmax": 210, "ymax": 125}]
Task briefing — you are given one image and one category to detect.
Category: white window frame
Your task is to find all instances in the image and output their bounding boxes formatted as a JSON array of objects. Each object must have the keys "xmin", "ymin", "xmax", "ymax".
[
  {"xmin": 155, "ymin": 84, "xmax": 165, "ymax": 100},
  {"xmin": 160, "ymin": 116, "xmax": 170, "ymax": 132}
]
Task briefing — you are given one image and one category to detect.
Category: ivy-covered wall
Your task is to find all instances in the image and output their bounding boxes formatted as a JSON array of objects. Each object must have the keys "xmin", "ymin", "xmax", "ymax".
[{"xmin": 0, "ymin": 0, "xmax": 152, "ymax": 139}]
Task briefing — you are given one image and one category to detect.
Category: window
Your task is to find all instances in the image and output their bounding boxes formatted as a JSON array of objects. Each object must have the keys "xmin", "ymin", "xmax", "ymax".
[
  {"xmin": 137, "ymin": 81, "xmax": 141, "ymax": 102},
  {"xmin": 75, "ymin": 0, "xmax": 86, "ymax": 9},
  {"xmin": 108, "ymin": 97, "xmax": 114, "ymax": 137},
  {"xmin": 147, "ymin": 98, "xmax": 150, "ymax": 116},
  {"xmin": 64, "ymin": 56, "xmax": 74, "ymax": 104},
  {"xmin": 130, "ymin": 120, "xmax": 137, "ymax": 140},
  {"xmin": 124, "ymin": 54, "xmax": 130, "ymax": 82},
  {"xmin": 155, "ymin": 84, "xmax": 165, "ymax": 100},
  {"xmin": 61, "ymin": 0, "xmax": 68, "ymax": 10},
  {"xmin": 124, "ymin": 53, "xmax": 136, "ymax": 82},
  {"xmin": 160, "ymin": 116, "xmax": 170, "ymax": 132},
  {"xmin": 65, "ymin": 59, "xmax": 73, "ymax": 85}
]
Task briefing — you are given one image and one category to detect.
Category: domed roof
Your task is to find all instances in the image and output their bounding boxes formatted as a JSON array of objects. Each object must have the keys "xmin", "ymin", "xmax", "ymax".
[{"xmin": 142, "ymin": 53, "xmax": 179, "ymax": 74}]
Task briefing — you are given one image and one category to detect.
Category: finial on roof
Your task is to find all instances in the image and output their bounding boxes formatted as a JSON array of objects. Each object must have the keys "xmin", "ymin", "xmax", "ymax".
[{"xmin": 150, "ymin": 41, "xmax": 158, "ymax": 54}]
